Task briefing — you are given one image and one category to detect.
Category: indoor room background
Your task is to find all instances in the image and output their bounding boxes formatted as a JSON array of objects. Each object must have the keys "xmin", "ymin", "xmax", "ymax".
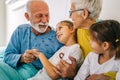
[{"xmin": 0, "ymin": 0, "xmax": 120, "ymax": 47}]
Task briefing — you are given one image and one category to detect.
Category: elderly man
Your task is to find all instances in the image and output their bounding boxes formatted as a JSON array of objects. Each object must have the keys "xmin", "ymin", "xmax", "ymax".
[{"xmin": 0, "ymin": 0, "xmax": 62, "ymax": 80}]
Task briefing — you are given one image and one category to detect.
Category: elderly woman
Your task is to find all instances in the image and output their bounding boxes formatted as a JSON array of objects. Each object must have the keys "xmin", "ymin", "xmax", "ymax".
[{"xmin": 54, "ymin": 0, "xmax": 116, "ymax": 80}]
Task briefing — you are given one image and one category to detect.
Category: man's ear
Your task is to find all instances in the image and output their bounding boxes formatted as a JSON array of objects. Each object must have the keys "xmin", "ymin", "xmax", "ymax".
[
  {"xmin": 24, "ymin": 12, "xmax": 30, "ymax": 21},
  {"xmin": 81, "ymin": 9, "xmax": 89, "ymax": 20}
]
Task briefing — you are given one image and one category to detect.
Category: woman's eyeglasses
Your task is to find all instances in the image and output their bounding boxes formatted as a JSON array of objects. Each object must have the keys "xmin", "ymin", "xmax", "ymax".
[
  {"xmin": 69, "ymin": 9, "xmax": 90, "ymax": 17},
  {"xmin": 69, "ymin": 9, "xmax": 84, "ymax": 17}
]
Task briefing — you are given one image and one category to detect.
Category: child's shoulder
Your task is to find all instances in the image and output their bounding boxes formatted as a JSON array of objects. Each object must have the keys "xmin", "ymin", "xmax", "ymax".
[{"xmin": 87, "ymin": 52, "xmax": 98, "ymax": 58}]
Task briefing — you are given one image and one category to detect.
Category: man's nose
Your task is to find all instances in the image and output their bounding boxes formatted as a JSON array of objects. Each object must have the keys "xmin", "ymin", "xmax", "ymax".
[{"xmin": 41, "ymin": 15, "xmax": 48, "ymax": 23}]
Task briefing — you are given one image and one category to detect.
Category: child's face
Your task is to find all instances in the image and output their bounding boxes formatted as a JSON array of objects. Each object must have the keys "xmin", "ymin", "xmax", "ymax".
[
  {"xmin": 90, "ymin": 37, "xmax": 104, "ymax": 54},
  {"xmin": 56, "ymin": 24, "xmax": 73, "ymax": 44}
]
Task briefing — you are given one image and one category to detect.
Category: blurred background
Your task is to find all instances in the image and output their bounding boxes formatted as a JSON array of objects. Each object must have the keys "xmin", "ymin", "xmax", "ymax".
[{"xmin": 0, "ymin": 0, "xmax": 120, "ymax": 47}]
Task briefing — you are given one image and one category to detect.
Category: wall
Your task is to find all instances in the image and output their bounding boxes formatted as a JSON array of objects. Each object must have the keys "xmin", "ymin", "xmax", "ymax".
[
  {"xmin": 0, "ymin": 0, "xmax": 6, "ymax": 46},
  {"xmin": 99, "ymin": 0, "xmax": 120, "ymax": 21},
  {"xmin": 46, "ymin": 0, "xmax": 71, "ymax": 27},
  {"xmin": 6, "ymin": 0, "xmax": 28, "ymax": 44}
]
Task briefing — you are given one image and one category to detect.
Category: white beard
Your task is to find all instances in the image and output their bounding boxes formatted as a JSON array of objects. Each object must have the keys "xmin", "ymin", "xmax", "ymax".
[{"xmin": 31, "ymin": 22, "xmax": 49, "ymax": 33}]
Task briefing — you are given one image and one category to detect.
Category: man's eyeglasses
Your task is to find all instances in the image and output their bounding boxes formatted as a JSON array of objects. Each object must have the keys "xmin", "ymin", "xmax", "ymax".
[{"xmin": 69, "ymin": 9, "xmax": 84, "ymax": 17}]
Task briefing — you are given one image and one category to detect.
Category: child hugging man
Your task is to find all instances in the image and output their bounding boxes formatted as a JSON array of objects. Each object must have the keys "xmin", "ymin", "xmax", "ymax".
[{"xmin": 28, "ymin": 20, "xmax": 84, "ymax": 80}]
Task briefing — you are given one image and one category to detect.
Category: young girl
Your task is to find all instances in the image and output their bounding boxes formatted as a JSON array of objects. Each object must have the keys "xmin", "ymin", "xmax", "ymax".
[
  {"xmin": 74, "ymin": 20, "xmax": 120, "ymax": 80},
  {"xmin": 28, "ymin": 20, "xmax": 84, "ymax": 80}
]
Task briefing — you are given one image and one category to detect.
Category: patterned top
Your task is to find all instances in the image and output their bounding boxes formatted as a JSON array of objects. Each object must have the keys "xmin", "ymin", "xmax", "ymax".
[{"xmin": 4, "ymin": 24, "xmax": 63, "ymax": 69}]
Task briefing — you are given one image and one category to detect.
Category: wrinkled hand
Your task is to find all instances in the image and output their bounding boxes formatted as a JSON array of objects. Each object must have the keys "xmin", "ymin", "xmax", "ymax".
[
  {"xmin": 31, "ymin": 49, "xmax": 40, "ymax": 58},
  {"xmin": 86, "ymin": 74, "xmax": 110, "ymax": 80},
  {"xmin": 20, "ymin": 49, "xmax": 39, "ymax": 63},
  {"xmin": 53, "ymin": 56, "xmax": 77, "ymax": 79}
]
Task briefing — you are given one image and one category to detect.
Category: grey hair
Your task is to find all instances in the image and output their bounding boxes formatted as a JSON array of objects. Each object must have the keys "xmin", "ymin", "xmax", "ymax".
[
  {"xmin": 26, "ymin": 0, "xmax": 48, "ymax": 13},
  {"xmin": 71, "ymin": 0, "xmax": 102, "ymax": 20}
]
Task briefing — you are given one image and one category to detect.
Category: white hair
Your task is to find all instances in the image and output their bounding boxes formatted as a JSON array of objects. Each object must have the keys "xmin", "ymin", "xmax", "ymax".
[
  {"xmin": 71, "ymin": 0, "xmax": 102, "ymax": 20},
  {"xmin": 26, "ymin": 0, "xmax": 48, "ymax": 13}
]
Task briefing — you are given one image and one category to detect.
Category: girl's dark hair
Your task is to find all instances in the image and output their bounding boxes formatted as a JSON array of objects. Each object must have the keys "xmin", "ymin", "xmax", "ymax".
[{"xmin": 90, "ymin": 20, "xmax": 120, "ymax": 59}]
